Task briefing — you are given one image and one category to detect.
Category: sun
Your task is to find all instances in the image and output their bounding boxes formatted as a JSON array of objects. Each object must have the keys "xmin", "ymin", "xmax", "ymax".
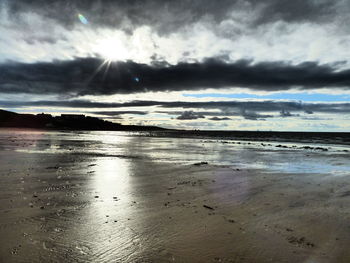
[{"xmin": 94, "ymin": 36, "xmax": 129, "ymax": 62}]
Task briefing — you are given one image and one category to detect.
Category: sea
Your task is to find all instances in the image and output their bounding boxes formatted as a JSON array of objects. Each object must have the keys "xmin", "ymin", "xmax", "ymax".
[{"xmin": 0, "ymin": 128, "xmax": 349, "ymax": 176}]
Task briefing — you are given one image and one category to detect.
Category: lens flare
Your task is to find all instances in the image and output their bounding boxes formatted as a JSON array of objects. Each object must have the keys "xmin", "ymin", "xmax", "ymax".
[{"xmin": 78, "ymin": 13, "xmax": 89, "ymax": 25}]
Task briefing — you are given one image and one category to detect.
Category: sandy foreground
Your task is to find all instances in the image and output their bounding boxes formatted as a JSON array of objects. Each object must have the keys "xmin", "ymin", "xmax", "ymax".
[{"xmin": 0, "ymin": 130, "xmax": 350, "ymax": 262}]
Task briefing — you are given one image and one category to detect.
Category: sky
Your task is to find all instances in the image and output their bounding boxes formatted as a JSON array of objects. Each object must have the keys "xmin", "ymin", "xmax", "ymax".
[{"xmin": 1, "ymin": 0, "xmax": 350, "ymax": 131}]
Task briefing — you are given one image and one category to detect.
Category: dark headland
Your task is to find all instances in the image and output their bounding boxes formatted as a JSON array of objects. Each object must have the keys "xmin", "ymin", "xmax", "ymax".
[{"xmin": 0, "ymin": 109, "xmax": 166, "ymax": 131}]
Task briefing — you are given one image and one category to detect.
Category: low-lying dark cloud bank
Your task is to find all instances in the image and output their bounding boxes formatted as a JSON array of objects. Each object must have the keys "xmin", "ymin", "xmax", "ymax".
[
  {"xmin": 176, "ymin": 111, "xmax": 205, "ymax": 120},
  {"xmin": 92, "ymin": 111, "xmax": 148, "ymax": 116},
  {"xmin": 209, "ymin": 117, "xmax": 231, "ymax": 121},
  {"xmin": 1, "ymin": 99, "xmax": 350, "ymax": 121},
  {"xmin": 1, "ymin": 58, "xmax": 350, "ymax": 96}
]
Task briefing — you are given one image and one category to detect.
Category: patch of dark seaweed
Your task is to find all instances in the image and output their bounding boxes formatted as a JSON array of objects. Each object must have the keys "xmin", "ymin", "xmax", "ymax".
[{"xmin": 287, "ymin": 236, "xmax": 315, "ymax": 248}]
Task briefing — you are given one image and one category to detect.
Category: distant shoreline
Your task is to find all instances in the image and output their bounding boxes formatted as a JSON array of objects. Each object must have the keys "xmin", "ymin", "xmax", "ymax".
[
  {"xmin": 1, "ymin": 127, "xmax": 349, "ymax": 147},
  {"xmin": 1, "ymin": 109, "xmax": 349, "ymax": 146}
]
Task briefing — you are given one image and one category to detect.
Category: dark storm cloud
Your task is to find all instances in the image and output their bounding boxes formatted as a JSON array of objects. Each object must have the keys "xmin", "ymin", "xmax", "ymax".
[
  {"xmin": 0, "ymin": 99, "xmax": 159, "ymax": 108},
  {"xmin": 301, "ymin": 116, "xmax": 332, "ymax": 121},
  {"xmin": 241, "ymin": 110, "xmax": 273, "ymax": 120},
  {"xmin": 3, "ymin": 0, "xmax": 339, "ymax": 35},
  {"xmin": 157, "ymin": 111, "xmax": 231, "ymax": 117},
  {"xmin": 0, "ymin": 99, "xmax": 337, "ymax": 112},
  {"xmin": 157, "ymin": 109, "xmax": 273, "ymax": 121},
  {"xmin": 305, "ymin": 110, "xmax": 314, "ymax": 114},
  {"xmin": 92, "ymin": 110, "xmax": 148, "ymax": 116},
  {"xmin": 209, "ymin": 117, "xmax": 231, "ymax": 121},
  {"xmin": 3, "ymin": 0, "xmax": 236, "ymax": 34},
  {"xmin": 251, "ymin": 0, "xmax": 335, "ymax": 25},
  {"xmin": 176, "ymin": 111, "xmax": 205, "ymax": 120},
  {"xmin": 2, "ymin": 58, "xmax": 350, "ymax": 96},
  {"xmin": 279, "ymin": 109, "xmax": 299, "ymax": 117}
]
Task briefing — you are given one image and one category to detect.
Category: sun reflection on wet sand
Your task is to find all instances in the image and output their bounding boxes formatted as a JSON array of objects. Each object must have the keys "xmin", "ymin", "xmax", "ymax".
[
  {"xmin": 79, "ymin": 157, "xmax": 142, "ymax": 262},
  {"xmin": 92, "ymin": 158, "xmax": 131, "ymax": 201}
]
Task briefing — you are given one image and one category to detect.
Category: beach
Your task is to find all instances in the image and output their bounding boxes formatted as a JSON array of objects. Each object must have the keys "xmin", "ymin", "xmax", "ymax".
[{"xmin": 0, "ymin": 129, "xmax": 350, "ymax": 262}]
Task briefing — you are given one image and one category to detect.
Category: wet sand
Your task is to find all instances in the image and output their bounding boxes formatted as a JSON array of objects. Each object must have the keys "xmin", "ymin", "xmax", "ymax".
[{"xmin": 1, "ymin": 129, "xmax": 350, "ymax": 262}]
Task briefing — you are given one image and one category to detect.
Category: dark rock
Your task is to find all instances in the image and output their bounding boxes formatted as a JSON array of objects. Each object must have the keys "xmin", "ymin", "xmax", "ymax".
[
  {"xmin": 203, "ymin": 205, "xmax": 215, "ymax": 210},
  {"xmin": 193, "ymin": 162, "xmax": 208, "ymax": 166}
]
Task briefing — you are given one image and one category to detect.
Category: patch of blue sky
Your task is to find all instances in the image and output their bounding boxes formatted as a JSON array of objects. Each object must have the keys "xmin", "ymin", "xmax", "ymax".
[
  {"xmin": 183, "ymin": 92, "xmax": 350, "ymax": 102},
  {"xmin": 152, "ymin": 113, "xmax": 168, "ymax": 118}
]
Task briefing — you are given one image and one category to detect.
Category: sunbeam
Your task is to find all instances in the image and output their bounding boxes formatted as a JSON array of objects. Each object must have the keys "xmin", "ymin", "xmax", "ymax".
[{"xmin": 85, "ymin": 60, "xmax": 109, "ymax": 85}]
